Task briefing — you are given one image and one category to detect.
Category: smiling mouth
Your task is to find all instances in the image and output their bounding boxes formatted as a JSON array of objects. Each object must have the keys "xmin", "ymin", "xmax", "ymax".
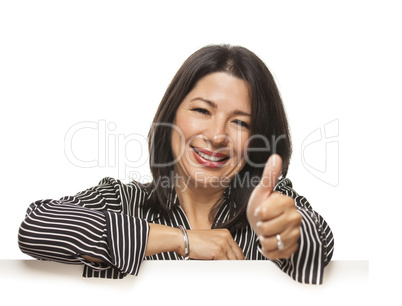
[{"xmin": 192, "ymin": 147, "xmax": 230, "ymax": 163}]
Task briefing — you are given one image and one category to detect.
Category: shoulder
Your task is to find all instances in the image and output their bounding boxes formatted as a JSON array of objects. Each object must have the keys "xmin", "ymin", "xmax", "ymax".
[
  {"xmin": 97, "ymin": 177, "xmax": 148, "ymax": 194},
  {"xmin": 100, "ymin": 176, "xmax": 149, "ymax": 196},
  {"xmin": 96, "ymin": 177, "xmax": 151, "ymax": 215},
  {"xmin": 95, "ymin": 177, "xmax": 149, "ymax": 203}
]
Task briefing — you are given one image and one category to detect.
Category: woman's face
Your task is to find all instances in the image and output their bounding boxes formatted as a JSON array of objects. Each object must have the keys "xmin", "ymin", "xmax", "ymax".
[{"xmin": 171, "ymin": 72, "xmax": 251, "ymax": 189}]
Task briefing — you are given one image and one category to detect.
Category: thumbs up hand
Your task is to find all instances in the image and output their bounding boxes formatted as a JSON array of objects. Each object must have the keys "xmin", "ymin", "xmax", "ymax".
[{"xmin": 246, "ymin": 154, "xmax": 302, "ymax": 260}]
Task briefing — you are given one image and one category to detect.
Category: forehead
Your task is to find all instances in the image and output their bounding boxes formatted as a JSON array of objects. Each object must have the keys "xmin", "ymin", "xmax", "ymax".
[{"xmin": 184, "ymin": 72, "xmax": 251, "ymax": 111}]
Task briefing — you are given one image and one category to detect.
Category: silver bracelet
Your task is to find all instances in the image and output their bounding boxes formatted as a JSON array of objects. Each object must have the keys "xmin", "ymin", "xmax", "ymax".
[{"xmin": 178, "ymin": 225, "xmax": 190, "ymax": 260}]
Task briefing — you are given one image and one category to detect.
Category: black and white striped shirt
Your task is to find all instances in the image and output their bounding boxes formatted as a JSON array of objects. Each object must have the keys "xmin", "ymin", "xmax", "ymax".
[{"xmin": 18, "ymin": 177, "xmax": 334, "ymax": 284}]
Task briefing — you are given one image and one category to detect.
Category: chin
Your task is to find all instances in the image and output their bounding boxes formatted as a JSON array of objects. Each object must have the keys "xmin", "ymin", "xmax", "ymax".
[{"xmin": 188, "ymin": 168, "xmax": 234, "ymax": 189}]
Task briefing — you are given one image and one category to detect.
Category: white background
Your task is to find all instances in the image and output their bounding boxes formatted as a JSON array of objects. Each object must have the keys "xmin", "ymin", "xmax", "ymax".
[{"xmin": 1, "ymin": 0, "xmax": 401, "ymax": 284}]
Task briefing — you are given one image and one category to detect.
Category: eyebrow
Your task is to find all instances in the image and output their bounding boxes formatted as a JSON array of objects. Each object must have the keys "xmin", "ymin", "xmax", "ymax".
[{"xmin": 190, "ymin": 97, "xmax": 251, "ymax": 116}]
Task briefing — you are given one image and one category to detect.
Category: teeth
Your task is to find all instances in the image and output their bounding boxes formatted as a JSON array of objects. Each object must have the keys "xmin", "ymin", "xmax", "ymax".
[{"xmin": 194, "ymin": 148, "xmax": 227, "ymax": 162}]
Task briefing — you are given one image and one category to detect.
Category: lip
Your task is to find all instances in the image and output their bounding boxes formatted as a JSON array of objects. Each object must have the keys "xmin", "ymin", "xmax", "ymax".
[
  {"xmin": 192, "ymin": 146, "xmax": 229, "ymax": 158},
  {"xmin": 192, "ymin": 146, "xmax": 229, "ymax": 168}
]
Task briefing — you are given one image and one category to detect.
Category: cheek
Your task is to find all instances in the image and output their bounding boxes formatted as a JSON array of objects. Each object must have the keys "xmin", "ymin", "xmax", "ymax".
[
  {"xmin": 171, "ymin": 129, "xmax": 181, "ymax": 158},
  {"xmin": 171, "ymin": 113, "xmax": 199, "ymax": 157},
  {"xmin": 232, "ymin": 131, "xmax": 250, "ymax": 159},
  {"xmin": 175, "ymin": 113, "xmax": 204, "ymax": 141}
]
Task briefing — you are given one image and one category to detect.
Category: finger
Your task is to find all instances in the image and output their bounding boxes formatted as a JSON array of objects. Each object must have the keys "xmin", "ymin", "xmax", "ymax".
[
  {"xmin": 260, "ymin": 243, "xmax": 299, "ymax": 261},
  {"xmin": 259, "ymin": 227, "xmax": 301, "ymax": 253},
  {"xmin": 222, "ymin": 238, "xmax": 244, "ymax": 260},
  {"xmin": 255, "ymin": 192, "xmax": 287, "ymax": 221},
  {"xmin": 225, "ymin": 246, "xmax": 238, "ymax": 260},
  {"xmin": 261, "ymin": 246, "xmax": 289, "ymax": 261},
  {"xmin": 210, "ymin": 230, "xmax": 241, "ymax": 260},
  {"xmin": 255, "ymin": 154, "xmax": 282, "ymax": 198},
  {"xmin": 256, "ymin": 216, "xmax": 287, "ymax": 237},
  {"xmin": 230, "ymin": 240, "xmax": 246, "ymax": 260},
  {"xmin": 259, "ymin": 235, "xmax": 278, "ymax": 252},
  {"xmin": 256, "ymin": 201, "xmax": 299, "ymax": 234}
]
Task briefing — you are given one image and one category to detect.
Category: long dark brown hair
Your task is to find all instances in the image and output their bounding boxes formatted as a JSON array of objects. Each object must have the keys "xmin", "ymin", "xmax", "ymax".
[{"xmin": 145, "ymin": 44, "xmax": 292, "ymax": 232}]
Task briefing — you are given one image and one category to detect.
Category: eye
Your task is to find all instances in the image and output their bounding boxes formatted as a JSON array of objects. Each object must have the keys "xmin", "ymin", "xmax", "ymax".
[
  {"xmin": 191, "ymin": 108, "xmax": 211, "ymax": 116},
  {"xmin": 233, "ymin": 119, "xmax": 250, "ymax": 129}
]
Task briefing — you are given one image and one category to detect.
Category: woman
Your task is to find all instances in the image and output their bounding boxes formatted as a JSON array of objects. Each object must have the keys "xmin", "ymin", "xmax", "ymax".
[{"xmin": 18, "ymin": 44, "xmax": 334, "ymax": 284}]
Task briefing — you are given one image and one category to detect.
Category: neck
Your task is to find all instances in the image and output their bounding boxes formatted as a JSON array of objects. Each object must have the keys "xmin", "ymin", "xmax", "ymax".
[{"xmin": 174, "ymin": 176, "xmax": 226, "ymax": 230}]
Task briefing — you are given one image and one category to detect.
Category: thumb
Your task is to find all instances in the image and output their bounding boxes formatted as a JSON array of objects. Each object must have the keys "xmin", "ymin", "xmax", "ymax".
[{"xmin": 256, "ymin": 154, "xmax": 283, "ymax": 197}]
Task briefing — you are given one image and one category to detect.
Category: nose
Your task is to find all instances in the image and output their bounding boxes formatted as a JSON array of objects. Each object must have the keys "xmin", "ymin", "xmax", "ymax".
[{"xmin": 204, "ymin": 117, "xmax": 229, "ymax": 147}]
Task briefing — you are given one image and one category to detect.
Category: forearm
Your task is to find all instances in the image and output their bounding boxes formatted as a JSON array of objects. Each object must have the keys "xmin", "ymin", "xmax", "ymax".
[
  {"xmin": 74, "ymin": 223, "xmax": 184, "ymax": 263},
  {"xmin": 145, "ymin": 223, "xmax": 184, "ymax": 257},
  {"xmin": 19, "ymin": 199, "xmax": 149, "ymax": 277},
  {"xmin": 18, "ymin": 199, "xmax": 111, "ymax": 264}
]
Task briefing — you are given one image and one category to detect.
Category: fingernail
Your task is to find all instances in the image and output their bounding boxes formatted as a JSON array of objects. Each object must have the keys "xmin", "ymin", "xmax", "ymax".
[
  {"xmin": 256, "ymin": 221, "xmax": 262, "ymax": 228},
  {"xmin": 259, "ymin": 235, "xmax": 264, "ymax": 242}
]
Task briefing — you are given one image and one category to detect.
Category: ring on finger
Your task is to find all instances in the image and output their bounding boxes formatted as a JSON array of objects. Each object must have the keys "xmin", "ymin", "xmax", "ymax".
[{"xmin": 276, "ymin": 234, "xmax": 285, "ymax": 251}]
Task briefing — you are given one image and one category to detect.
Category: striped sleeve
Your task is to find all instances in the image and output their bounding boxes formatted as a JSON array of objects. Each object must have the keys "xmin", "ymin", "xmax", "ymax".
[
  {"xmin": 104, "ymin": 211, "xmax": 148, "ymax": 276},
  {"xmin": 18, "ymin": 178, "xmax": 150, "ymax": 279},
  {"xmin": 18, "ymin": 199, "xmax": 111, "ymax": 265},
  {"xmin": 272, "ymin": 178, "xmax": 335, "ymax": 284}
]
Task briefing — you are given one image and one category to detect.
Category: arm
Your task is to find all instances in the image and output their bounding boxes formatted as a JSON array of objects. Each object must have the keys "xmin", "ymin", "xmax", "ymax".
[
  {"xmin": 18, "ymin": 178, "xmax": 150, "ymax": 278},
  {"xmin": 247, "ymin": 155, "xmax": 334, "ymax": 284},
  {"xmin": 145, "ymin": 224, "xmax": 245, "ymax": 260},
  {"xmin": 19, "ymin": 177, "xmax": 244, "ymax": 277},
  {"xmin": 84, "ymin": 223, "xmax": 183, "ymax": 262},
  {"xmin": 269, "ymin": 190, "xmax": 334, "ymax": 284},
  {"xmin": 145, "ymin": 223, "xmax": 182, "ymax": 257}
]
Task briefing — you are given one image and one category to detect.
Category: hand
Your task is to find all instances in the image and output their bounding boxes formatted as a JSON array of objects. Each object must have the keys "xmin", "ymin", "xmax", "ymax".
[
  {"xmin": 186, "ymin": 229, "xmax": 245, "ymax": 260},
  {"xmin": 145, "ymin": 224, "xmax": 244, "ymax": 260},
  {"xmin": 246, "ymin": 154, "xmax": 302, "ymax": 260}
]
